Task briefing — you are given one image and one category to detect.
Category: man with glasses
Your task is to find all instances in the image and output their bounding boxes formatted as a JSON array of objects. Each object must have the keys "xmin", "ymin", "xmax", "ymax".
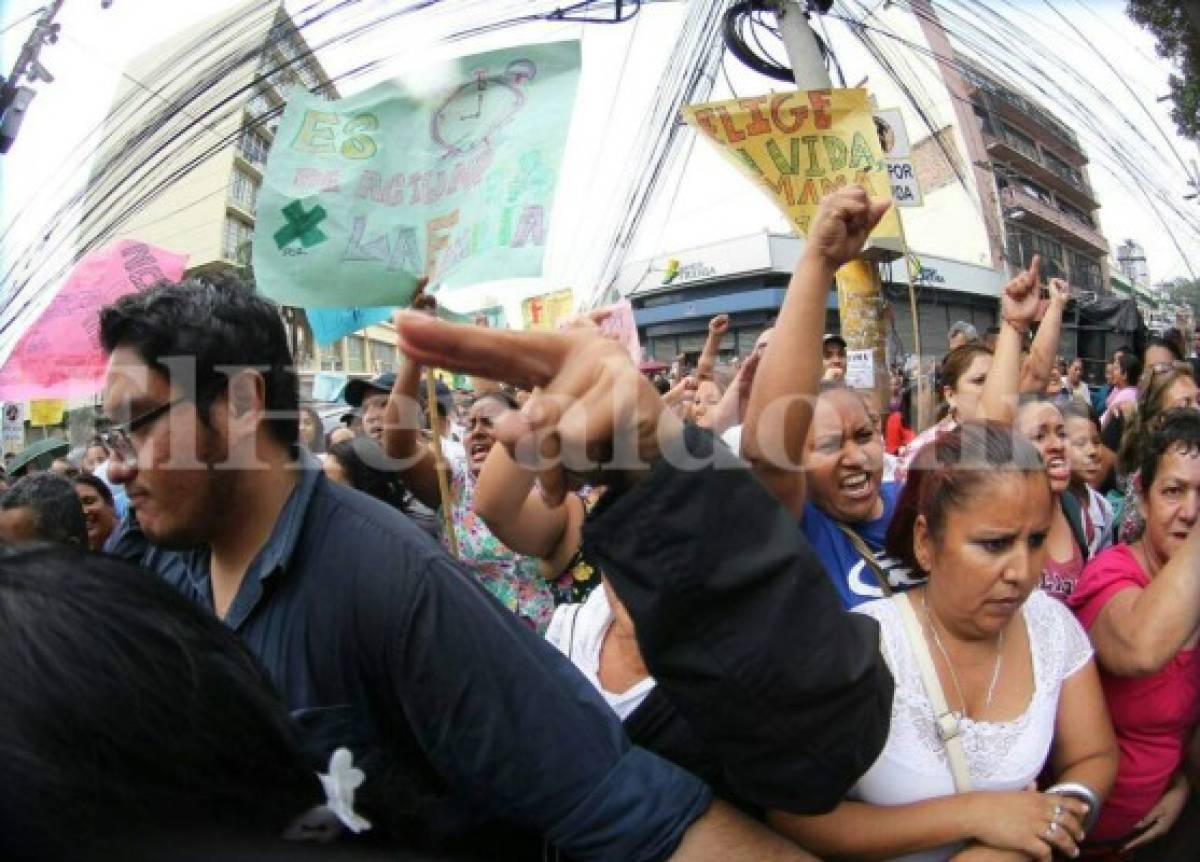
[{"xmin": 96, "ymin": 275, "xmax": 809, "ymax": 860}]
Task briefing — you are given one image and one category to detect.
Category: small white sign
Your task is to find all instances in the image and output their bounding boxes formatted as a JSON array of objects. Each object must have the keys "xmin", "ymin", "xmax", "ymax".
[
  {"xmin": 874, "ymin": 109, "xmax": 913, "ymax": 157},
  {"xmin": 2, "ymin": 402, "xmax": 25, "ymax": 445},
  {"xmin": 887, "ymin": 160, "xmax": 924, "ymax": 206},
  {"xmin": 846, "ymin": 349, "xmax": 875, "ymax": 390},
  {"xmin": 875, "ymin": 108, "xmax": 923, "ymax": 208}
]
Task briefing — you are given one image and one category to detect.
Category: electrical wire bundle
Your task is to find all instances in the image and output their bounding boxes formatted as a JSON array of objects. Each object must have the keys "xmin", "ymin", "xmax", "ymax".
[
  {"xmin": 580, "ymin": 0, "xmax": 733, "ymax": 306},
  {"xmin": 827, "ymin": 0, "xmax": 1199, "ymax": 279},
  {"xmin": 0, "ymin": 0, "xmax": 643, "ymax": 356}
]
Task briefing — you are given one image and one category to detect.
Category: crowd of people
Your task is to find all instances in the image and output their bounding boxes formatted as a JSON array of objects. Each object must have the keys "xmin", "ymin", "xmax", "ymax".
[{"xmin": 3, "ymin": 185, "xmax": 1200, "ymax": 861}]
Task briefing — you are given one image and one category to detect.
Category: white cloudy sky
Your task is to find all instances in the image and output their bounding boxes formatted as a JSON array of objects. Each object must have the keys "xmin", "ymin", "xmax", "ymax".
[{"xmin": 1, "ymin": 0, "xmax": 1196, "ymax": 329}]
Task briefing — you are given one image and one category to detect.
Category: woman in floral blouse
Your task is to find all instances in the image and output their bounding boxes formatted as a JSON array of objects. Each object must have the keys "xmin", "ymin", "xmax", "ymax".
[{"xmin": 384, "ymin": 358, "xmax": 558, "ymax": 632}]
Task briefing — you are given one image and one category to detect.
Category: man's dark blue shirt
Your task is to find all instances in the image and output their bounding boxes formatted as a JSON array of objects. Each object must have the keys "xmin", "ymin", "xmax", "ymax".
[{"xmin": 113, "ymin": 460, "xmax": 710, "ymax": 859}]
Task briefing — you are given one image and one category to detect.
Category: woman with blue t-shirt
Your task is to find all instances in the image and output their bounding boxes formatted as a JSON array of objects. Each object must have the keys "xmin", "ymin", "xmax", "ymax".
[{"xmin": 740, "ymin": 203, "xmax": 1053, "ymax": 608}]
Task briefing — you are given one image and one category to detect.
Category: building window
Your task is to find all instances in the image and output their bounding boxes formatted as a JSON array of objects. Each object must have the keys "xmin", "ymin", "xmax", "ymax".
[
  {"xmin": 736, "ymin": 328, "xmax": 768, "ymax": 357},
  {"xmin": 972, "ymin": 102, "xmax": 994, "ymax": 136},
  {"xmin": 370, "ymin": 339, "xmax": 394, "ymax": 374},
  {"xmin": 319, "ymin": 339, "xmax": 344, "ymax": 372},
  {"xmin": 346, "ymin": 337, "xmax": 366, "ymax": 373},
  {"xmin": 1058, "ymin": 199, "xmax": 1095, "ymax": 229},
  {"xmin": 677, "ymin": 333, "xmax": 708, "ymax": 355},
  {"xmin": 222, "ymin": 216, "xmax": 254, "ymax": 263},
  {"xmin": 1006, "ymin": 225, "xmax": 1064, "ymax": 277},
  {"xmin": 1000, "ymin": 123, "xmax": 1038, "ymax": 161},
  {"xmin": 247, "ymin": 92, "xmax": 272, "ymax": 119},
  {"xmin": 229, "ymin": 167, "xmax": 259, "ymax": 212},
  {"xmin": 297, "ymin": 64, "xmax": 320, "ymax": 90},
  {"xmin": 239, "ymin": 128, "xmax": 270, "ymax": 166},
  {"xmin": 270, "ymin": 66, "xmax": 301, "ymax": 94},
  {"xmin": 1043, "ymin": 150, "xmax": 1084, "ymax": 188},
  {"xmin": 1069, "ymin": 250, "xmax": 1102, "ymax": 292},
  {"xmin": 1017, "ymin": 176, "xmax": 1053, "ymax": 205}
]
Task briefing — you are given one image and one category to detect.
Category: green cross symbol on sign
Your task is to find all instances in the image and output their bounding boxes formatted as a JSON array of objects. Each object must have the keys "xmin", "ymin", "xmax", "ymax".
[{"xmin": 274, "ymin": 200, "xmax": 328, "ymax": 249}]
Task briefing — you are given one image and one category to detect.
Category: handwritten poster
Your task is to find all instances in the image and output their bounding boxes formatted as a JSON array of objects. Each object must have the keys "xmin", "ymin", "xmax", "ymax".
[
  {"xmin": 522, "ymin": 289, "xmax": 574, "ymax": 331},
  {"xmin": 253, "ymin": 41, "xmax": 582, "ymax": 309},
  {"xmin": 0, "ymin": 241, "xmax": 188, "ymax": 400},
  {"xmin": 682, "ymin": 88, "xmax": 900, "ymax": 242},
  {"xmin": 29, "ymin": 399, "xmax": 65, "ymax": 426}
]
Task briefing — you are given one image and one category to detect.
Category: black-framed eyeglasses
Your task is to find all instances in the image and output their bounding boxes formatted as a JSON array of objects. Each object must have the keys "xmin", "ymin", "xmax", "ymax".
[{"xmin": 98, "ymin": 396, "xmax": 188, "ymax": 463}]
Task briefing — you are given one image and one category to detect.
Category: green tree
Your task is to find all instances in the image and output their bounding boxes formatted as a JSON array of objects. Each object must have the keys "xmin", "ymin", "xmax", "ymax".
[
  {"xmin": 1128, "ymin": 0, "xmax": 1200, "ymax": 140},
  {"xmin": 1164, "ymin": 276, "xmax": 1200, "ymax": 317}
]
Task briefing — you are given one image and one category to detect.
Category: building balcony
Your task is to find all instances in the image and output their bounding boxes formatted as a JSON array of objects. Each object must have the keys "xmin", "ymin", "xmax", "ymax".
[
  {"xmin": 1000, "ymin": 186, "xmax": 1109, "ymax": 256},
  {"xmin": 226, "ymin": 197, "xmax": 257, "ymax": 224},
  {"xmin": 983, "ymin": 133, "xmax": 1099, "ymax": 210},
  {"xmin": 985, "ymin": 93, "xmax": 1083, "ymax": 160},
  {"xmin": 234, "ymin": 149, "xmax": 266, "ymax": 179},
  {"xmin": 962, "ymin": 66, "xmax": 1083, "ymax": 154}
]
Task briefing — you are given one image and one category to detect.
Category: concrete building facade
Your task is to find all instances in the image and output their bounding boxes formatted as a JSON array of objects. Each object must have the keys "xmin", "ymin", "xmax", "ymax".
[
  {"xmin": 623, "ymin": 0, "xmax": 1112, "ymax": 369},
  {"xmin": 81, "ymin": 0, "xmax": 395, "ymax": 398}
]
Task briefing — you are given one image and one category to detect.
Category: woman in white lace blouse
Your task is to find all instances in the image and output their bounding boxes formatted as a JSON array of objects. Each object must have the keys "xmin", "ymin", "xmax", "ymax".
[{"xmin": 770, "ymin": 422, "xmax": 1117, "ymax": 862}]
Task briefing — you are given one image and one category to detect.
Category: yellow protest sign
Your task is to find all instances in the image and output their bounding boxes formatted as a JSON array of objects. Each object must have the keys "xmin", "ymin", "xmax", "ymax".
[
  {"xmin": 521, "ymin": 289, "xmax": 575, "ymax": 331},
  {"xmin": 682, "ymin": 88, "xmax": 901, "ymax": 243},
  {"xmin": 29, "ymin": 399, "xmax": 65, "ymax": 426}
]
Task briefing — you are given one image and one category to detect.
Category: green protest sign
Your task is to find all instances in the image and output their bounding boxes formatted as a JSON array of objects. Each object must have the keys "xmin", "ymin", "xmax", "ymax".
[{"xmin": 253, "ymin": 40, "xmax": 581, "ymax": 308}]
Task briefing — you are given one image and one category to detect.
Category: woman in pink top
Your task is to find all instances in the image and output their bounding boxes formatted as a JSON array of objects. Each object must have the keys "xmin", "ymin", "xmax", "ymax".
[
  {"xmin": 1069, "ymin": 409, "xmax": 1200, "ymax": 856},
  {"xmin": 1100, "ymin": 353, "xmax": 1140, "ymax": 428},
  {"xmin": 896, "ymin": 343, "xmax": 992, "ymax": 481}
]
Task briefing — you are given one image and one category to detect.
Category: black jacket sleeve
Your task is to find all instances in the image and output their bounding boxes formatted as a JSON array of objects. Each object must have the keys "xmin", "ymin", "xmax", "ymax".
[{"xmin": 582, "ymin": 423, "xmax": 894, "ymax": 814}]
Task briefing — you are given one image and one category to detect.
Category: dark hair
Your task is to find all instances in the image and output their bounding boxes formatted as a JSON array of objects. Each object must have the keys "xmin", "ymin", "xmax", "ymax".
[
  {"xmin": 1118, "ymin": 366, "xmax": 1195, "ymax": 477},
  {"xmin": 471, "ymin": 389, "xmax": 520, "ymax": 411},
  {"xmin": 1059, "ymin": 399, "xmax": 1100, "ymax": 432},
  {"xmin": 1160, "ymin": 328, "xmax": 1187, "ymax": 361},
  {"xmin": 1140, "ymin": 409, "xmax": 1200, "ymax": 493},
  {"xmin": 99, "ymin": 274, "xmax": 299, "ymax": 448},
  {"xmin": 327, "ymin": 438, "xmax": 408, "ymax": 510},
  {"xmin": 0, "ymin": 474, "xmax": 87, "ymax": 547},
  {"xmin": 936, "ymin": 343, "xmax": 992, "ymax": 419},
  {"xmin": 73, "ymin": 473, "xmax": 115, "ymax": 509},
  {"xmin": 0, "ymin": 547, "xmax": 320, "ymax": 859},
  {"xmin": 298, "ymin": 406, "xmax": 325, "ymax": 454},
  {"xmin": 885, "ymin": 421, "xmax": 1047, "ymax": 575},
  {"xmin": 1115, "ymin": 352, "xmax": 1142, "ymax": 387}
]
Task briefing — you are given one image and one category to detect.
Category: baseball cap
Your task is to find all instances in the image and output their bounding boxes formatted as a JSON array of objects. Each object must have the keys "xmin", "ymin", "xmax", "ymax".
[
  {"xmin": 343, "ymin": 372, "xmax": 396, "ymax": 407},
  {"xmin": 419, "ymin": 379, "xmax": 455, "ymax": 417}
]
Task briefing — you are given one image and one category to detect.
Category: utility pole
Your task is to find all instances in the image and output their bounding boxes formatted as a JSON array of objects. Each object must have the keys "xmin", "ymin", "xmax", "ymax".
[
  {"xmin": 0, "ymin": 0, "xmax": 67, "ymax": 154},
  {"xmin": 773, "ymin": 0, "xmax": 893, "ymax": 415}
]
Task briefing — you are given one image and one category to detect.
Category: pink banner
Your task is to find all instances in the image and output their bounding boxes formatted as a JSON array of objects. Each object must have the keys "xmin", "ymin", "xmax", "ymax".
[
  {"xmin": 596, "ymin": 299, "xmax": 641, "ymax": 364},
  {"xmin": 0, "ymin": 241, "xmax": 188, "ymax": 400}
]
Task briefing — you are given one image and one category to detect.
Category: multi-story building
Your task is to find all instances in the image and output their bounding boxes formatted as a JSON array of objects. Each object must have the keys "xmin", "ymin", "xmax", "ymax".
[
  {"xmin": 955, "ymin": 60, "xmax": 1109, "ymax": 295},
  {"xmin": 79, "ymin": 0, "xmax": 393, "ymax": 397},
  {"xmin": 623, "ymin": 0, "xmax": 1114, "ymax": 367},
  {"xmin": 1117, "ymin": 239, "xmax": 1150, "ymax": 288}
]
